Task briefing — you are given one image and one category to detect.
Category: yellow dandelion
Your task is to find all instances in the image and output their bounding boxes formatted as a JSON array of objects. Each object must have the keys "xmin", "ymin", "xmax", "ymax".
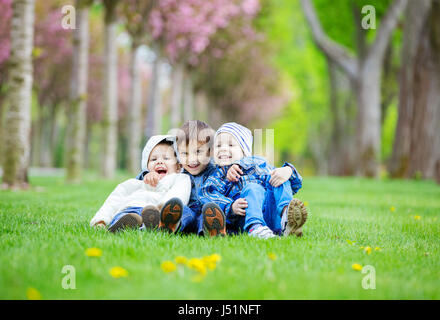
[
  {"xmin": 161, "ymin": 261, "xmax": 177, "ymax": 273},
  {"xmin": 109, "ymin": 266, "xmax": 128, "ymax": 278},
  {"xmin": 304, "ymin": 201, "xmax": 309, "ymax": 207},
  {"xmin": 201, "ymin": 256, "xmax": 218, "ymax": 270},
  {"xmin": 187, "ymin": 258, "xmax": 207, "ymax": 275},
  {"xmin": 414, "ymin": 215, "xmax": 421, "ymax": 220},
  {"xmin": 390, "ymin": 206, "xmax": 396, "ymax": 212},
  {"xmin": 208, "ymin": 254, "xmax": 221, "ymax": 263},
  {"xmin": 85, "ymin": 247, "xmax": 102, "ymax": 257},
  {"xmin": 26, "ymin": 287, "xmax": 42, "ymax": 300},
  {"xmin": 268, "ymin": 253, "xmax": 277, "ymax": 261},
  {"xmin": 364, "ymin": 246, "xmax": 372, "ymax": 255},
  {"xmin": 175, "ymin": 256, "xmax": 188, "ymax": 265},
  {"xmin": 352, "ymin": 263, "xmax": 363, "ymax": 271},
  {"xmin": 374, "ymin": 247, "xmax": 381, "ymax": 251}
]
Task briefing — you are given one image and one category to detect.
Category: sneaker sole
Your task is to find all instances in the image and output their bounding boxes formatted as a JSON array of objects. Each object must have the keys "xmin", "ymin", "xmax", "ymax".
[
  {"xmin": 108, "ymin": 213, "xmax": 142, "ymax": 233},
  {"xmin": 202, "ymin": 203, "xmax": 226, "ymax": 237},
  {"xmin": 284, "ymin": 199, "xmax": 308, "ymax": 237},
  {"xmin": 142, "ymin": 206, "xmax": 160, "ymax": 229},
  {"xmin": 159, "ymin": 198, "xmax": 183, "ymax": 233}
]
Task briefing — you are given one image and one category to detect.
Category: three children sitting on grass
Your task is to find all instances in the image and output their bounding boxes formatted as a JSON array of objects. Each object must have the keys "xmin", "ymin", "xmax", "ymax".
[{"xmin": 90, "ymin": 120, "xmax": 308, "ymax": 239}]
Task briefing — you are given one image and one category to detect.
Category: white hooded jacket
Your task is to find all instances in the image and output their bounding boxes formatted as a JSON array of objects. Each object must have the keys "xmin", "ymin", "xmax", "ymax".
[{"xmin": 90, "ymin": 135, "xmax": 190, "ymax": 227}]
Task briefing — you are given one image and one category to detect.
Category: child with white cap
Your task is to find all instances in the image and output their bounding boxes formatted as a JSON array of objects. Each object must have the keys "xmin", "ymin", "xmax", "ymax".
[
  {"xmin": 200, "ymin": 122, "xmax": 308, "ymax": 239},
  {"xmin": 90, "ymin": 135, "xmax": 191, "ymax": 233}
]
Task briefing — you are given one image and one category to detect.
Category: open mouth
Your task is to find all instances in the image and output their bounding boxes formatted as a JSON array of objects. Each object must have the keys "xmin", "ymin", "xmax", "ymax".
[
  {"xmin": 188, "ymin": 163, "xmax": 200, "ymax": 170},
  {"xmin": 155, "ymin": 167, "xmax": 168, "ymax": 177},
  {"xmin": 218, "ymin": 154, "xmax": 232, "ymax": 160}
]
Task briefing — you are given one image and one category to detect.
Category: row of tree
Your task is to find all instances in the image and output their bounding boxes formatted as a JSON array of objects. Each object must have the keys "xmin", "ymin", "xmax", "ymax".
[
  {"xmin": 1, "ymin": 0, "xmax": 439, "ymax": 188},
  {"xmin": 1, "ymin": 0, "xmax": 284, "ymax": 188},
  {"xmin": 301, "ymin": 0, "xmax": 440, "ymax": 181}
]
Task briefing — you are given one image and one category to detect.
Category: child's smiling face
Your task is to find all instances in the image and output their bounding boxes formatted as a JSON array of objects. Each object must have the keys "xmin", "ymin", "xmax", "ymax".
[
  {"xmin": 214, "ymin": 132, "xmax": 244, "ymax": 166},
  {"xmin": 147, "ymin": 143, "xmax": 179, "ymax": 178},
  {"xmin": 177, "ymin": 141, "xmax": 211, "ymax": 176}
]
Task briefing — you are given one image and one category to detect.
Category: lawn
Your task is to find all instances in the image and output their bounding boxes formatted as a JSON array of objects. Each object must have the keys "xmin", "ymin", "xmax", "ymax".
[{"xmin": 0, "ymin": 173, "xmax": 439, "ymax": 299}]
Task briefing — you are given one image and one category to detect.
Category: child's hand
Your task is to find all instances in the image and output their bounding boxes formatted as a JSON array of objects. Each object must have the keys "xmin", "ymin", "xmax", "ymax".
[
  {"xmin": 143, "ymin": 171, "xmax": 161, "ymax": 187},
  {"xmin": 227, "ymin": 164, "xmax": 243, "ymax": 182},
  {"xmin": 269, "ymin": 167, "xmax": 293, "ymax": 187},
  {"xmin": 232, "ymin": 198, "xmax": 248, "ymax": 216}
]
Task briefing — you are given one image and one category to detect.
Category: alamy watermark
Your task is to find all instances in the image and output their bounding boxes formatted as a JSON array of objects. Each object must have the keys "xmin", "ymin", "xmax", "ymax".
[
  {"xmin": 362, "ymin": 5, "xmax": 376, "ymax": 30},
  {"xmin": 61, "ymin": 265, "xmax": 76, "ymax": 290},
  {"xmin": 61, "ymin": 5, "xmax": 76, "ymax": 30},
  {"xmin": 361, "ymin": 265, "xmax": 376, "ymax": 290}
]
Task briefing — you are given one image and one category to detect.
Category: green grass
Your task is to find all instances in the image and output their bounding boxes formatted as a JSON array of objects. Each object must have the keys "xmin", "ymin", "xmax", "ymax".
[{"xmin": 0, "ymin": 174, "xmax": 439, "ymax": 299}]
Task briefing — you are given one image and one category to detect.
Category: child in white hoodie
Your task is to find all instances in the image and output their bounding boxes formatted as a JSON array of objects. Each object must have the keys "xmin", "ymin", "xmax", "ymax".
[{"xmin": 90, "ymin": 135, "xmax": 191, "ymax": 233}]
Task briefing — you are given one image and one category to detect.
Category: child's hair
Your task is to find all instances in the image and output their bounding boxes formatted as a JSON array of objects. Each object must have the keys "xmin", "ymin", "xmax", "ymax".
[
  {"xmin": 176, "ymin": 120, "xmax": 214, "ymax": 148},
  {"xmin": 156, "ymin": 140, "xmax": 178, "ymax": 158}
]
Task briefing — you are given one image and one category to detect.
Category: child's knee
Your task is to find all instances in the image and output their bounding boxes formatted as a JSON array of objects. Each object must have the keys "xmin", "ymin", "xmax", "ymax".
[{"xmin": 241, "ymin": 182, "xmax": 265, "ymax": 198}]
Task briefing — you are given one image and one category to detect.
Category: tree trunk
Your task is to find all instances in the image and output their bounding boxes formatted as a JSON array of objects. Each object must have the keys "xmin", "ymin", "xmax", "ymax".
[
  {"xmin": 145, "ymin": 45, "xmax": 162, "ymax": 141},
  {"xmin": 40, "ymin": 106, "xmax": 53, "ymax": 167},
  {"xmin": 301, "ymin": 0, "xmax": 408, "ymax": 177},
  {"xmin": 2, "ymin": 0, "xmax": 35, "ymax": 189},
  {"xmin": 195, "ymin": 90, "xmax": 209, "ymax": 122},
  {"xmin": 183, "ymin": 70, "xmax": 194, "ymax": 122},
  {"xmin": 208, "ymin": 99, "xmax": 223, "ymax": 129},
  {"xmin": 408, "ymin": 1, "xmax": 440, "ymax": 179},
  {"xmin": 355, "ymin": 60, "xmax": 382, "ymax": 177},
  {"xmin": 327, "ymin": 59, "xmax": 356, "ymax": 176},
  {"xmin": 126, "ymin": 44, "xmax": 142, "ymax": 174},
  {"xmin": 170, "ymin": 63, "xmax": 184, "ymax": 129},
  {"xmin": 101, "ymin": 1, "xmax": 118, "ymax": 178},
  {"xmin": 66, "ymin": 3, "xmax": 90, "ymax": 182},
  {"xmin": 84, "ymin": 118, "xmax": 92, "ymax": 170},
  {"xmin": 389, "ymin": 0, "xmax": 432, "ymax": 177}
]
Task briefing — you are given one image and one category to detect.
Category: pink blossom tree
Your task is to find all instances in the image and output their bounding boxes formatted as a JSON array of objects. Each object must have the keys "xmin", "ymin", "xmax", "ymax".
[
  {"xmin": 148, "ymin": 0, "xmax": 261, "ymax": 127},
  {"xmin": 119, "ymin": 0, "xmax": 156, "ymax": 173},
  {"xmin": 32, "ymin": 2, "xmax": 73, "ymax": 167},
  {"xmin": 193, "ymin": 3, "xmax": 287, "ymax": 128},
  {"xmin": 0, "ymin": 0, "xmax": 12, "ymax": 166},
  {"xmin": 65, "ymin": 0, "xmax": 93, "ymax": 182}
]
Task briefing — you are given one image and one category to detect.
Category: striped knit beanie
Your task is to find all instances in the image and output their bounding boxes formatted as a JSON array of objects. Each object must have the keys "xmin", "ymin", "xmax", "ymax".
[{"xmin": 215, "ymin": 122, "xmax": 253, "ymax": 157}]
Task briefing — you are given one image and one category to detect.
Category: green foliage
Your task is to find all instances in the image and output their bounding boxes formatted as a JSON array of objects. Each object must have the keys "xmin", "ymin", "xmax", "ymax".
[
  {"xmin": 258, "ymin": 0, "xmax": 329, "ymax": 165},
  {"xmin": 258, "ymin": 0, "xmax": 403, "ymax": 171},
  {"xmin": 381, "ymin": 102, "xmax": 397, "ymax": 162}
]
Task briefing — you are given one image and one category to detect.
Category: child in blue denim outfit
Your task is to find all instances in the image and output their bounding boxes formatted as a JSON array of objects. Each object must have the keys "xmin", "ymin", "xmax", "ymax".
[
  {"xmin": 200, "ymin": 122, "xmax": 308, "ymax": 239},
  {"xmin": 138, "ymin": 120, "xmax": 227, "ymax": 236}
]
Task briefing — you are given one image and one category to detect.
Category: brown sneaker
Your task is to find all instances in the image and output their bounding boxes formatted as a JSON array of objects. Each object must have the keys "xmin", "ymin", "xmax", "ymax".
[
  {"xmin": 141, "ymin": 205, "xmax": 160, "ymax": 229},
  {"xmin": 108, "ymin": 213, "xmax": 142, "ymax": 233},
  {"xmin": 282, "ymin": 199, "xmax": 308, "ymax": 237},
  {"xmin": 159, "ymin": 198, "xmax": 183, "ymax": 233},
  {"xmin": 202, "ymin": 203, "xmax": 226, "ymax": 237}
]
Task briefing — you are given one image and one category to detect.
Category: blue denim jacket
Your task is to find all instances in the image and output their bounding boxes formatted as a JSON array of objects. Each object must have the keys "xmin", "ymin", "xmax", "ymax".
[
  {"xmin": 136, "ymin": 160, "xmax": 217, "ymax": 214},
  {"xmin": 199, "ymin": 156, "xmax": 302, "ymax": 218}
]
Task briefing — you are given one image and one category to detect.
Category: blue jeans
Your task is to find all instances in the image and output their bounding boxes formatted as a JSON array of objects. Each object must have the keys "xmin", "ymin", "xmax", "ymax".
[
  {"xmin": 180, "ymin": 205, "xmax": 204, "ymax": 235},
  {"xmin": 108, "ymin": 205, "xmax": 202, "ymax": 234},
  {"xmin": 229, "ymin": 180, "xmax": 293, "ymax": 234}
]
